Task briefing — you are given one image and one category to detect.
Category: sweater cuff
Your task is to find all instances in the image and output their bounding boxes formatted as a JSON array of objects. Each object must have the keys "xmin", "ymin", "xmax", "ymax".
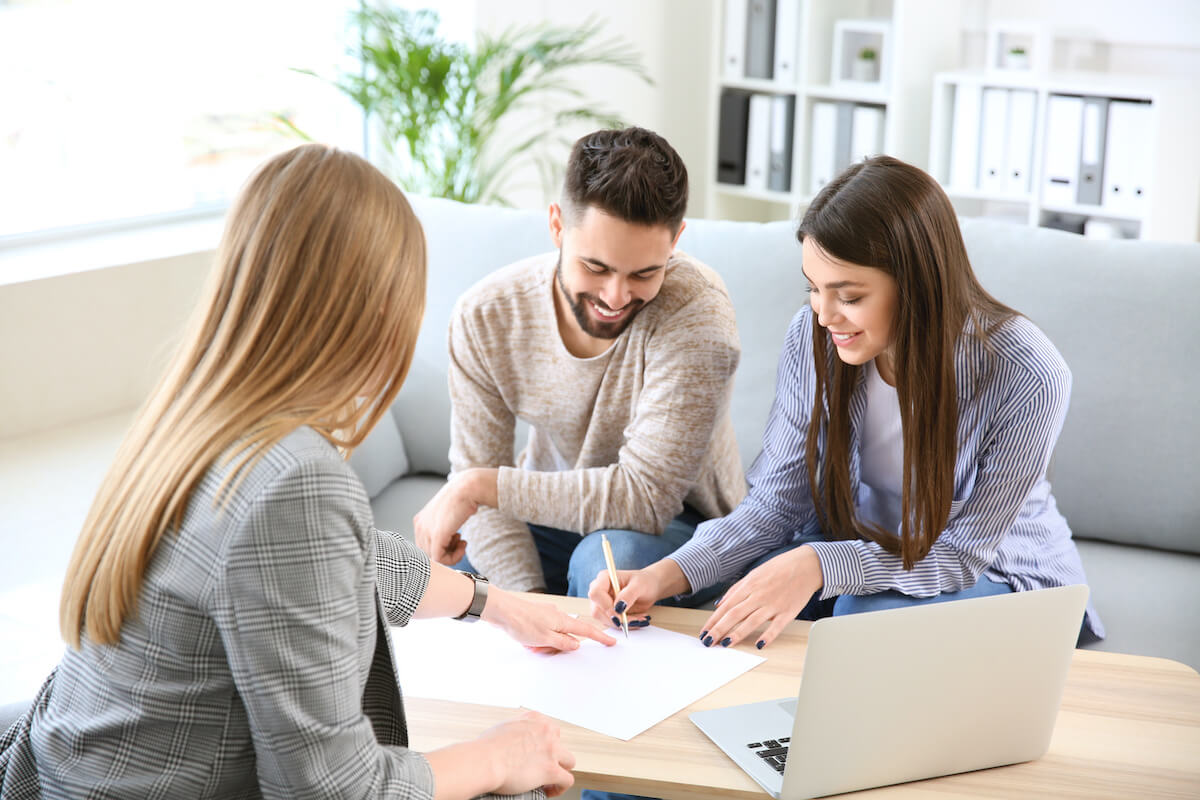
[
  {"xmin": 496, "ymin": 465, "xmax": 529, "ymax": 520},
  {"xmin": 806, "ymin": 540, "xmax": 868, "ymax": 599}
]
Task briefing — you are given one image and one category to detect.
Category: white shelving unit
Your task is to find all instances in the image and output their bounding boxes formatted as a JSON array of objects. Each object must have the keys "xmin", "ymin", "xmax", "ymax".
[
  {"xmin": 705, "ymin": 0, "xmax": 961, "ymax": 222},
  {"xmin": 929, "ymin": 69, "xmax": 1200, "ymax": 242}
]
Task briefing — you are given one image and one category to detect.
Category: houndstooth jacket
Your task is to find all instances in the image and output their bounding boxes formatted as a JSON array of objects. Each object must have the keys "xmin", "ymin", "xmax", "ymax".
[{"xmin": 0, "ymin": 427, "xmax": 537, "ymax": 799}]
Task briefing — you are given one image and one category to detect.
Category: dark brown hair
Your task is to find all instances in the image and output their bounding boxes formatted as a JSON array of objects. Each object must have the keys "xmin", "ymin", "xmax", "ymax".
[
  {"xmin": 798, "ymin": 155, "xmax": 1016, "ymax": 569},
  {"xmin": 561, "ymin": 126, "xmax": 688, "ymax": 233}
]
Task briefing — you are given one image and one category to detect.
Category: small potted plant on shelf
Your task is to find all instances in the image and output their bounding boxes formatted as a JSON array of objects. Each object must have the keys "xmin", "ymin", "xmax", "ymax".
[
  {"xmin": 1004, "ymin": 45, "xmax": 1029, "ymax": 70},
  {"xmin": 852, "ymin": 46, "xmax": 878, "ymax": 82}
]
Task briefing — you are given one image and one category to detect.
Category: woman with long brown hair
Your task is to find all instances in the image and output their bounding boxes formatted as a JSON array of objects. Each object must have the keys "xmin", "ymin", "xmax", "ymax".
[
  {"xmin": 588, "ymin": 155, "xmax": 1102, "ymax": 650},
  {"xmin": 0, "ymin": 144, "xmax": 611, "ymax": 799}
]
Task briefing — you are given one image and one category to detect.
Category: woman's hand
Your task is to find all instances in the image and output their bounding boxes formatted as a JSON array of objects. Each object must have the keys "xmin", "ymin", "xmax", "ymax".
[
  {"xmin": 427, "ymin": 711, "xmax": 576, "ymax": 799},
  {"xmin": 586, "ymin": 558, "xmax": 690, "ymax": 629},
  {"xmin": 477, "ymin": 712, "xmax": 576, "ymax": 797},
  {"xmin": 699, "ymin": 545, "xmax": 823, "ymax": 650},
  {"xmin": 484, "ymin": 589, "xmax": 616, "ymax": 654},
  {"xmin": 413, "ymin": 469, "xmax": 497, "ymax": 564}
]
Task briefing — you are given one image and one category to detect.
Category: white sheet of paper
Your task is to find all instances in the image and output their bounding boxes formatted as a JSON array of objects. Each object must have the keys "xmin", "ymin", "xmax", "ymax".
[
  {"xmin": 390, "ymin": 617, "xmax": 764, "ymax": 740},
  {"xmin": 390, "ymin": 617, "xmax": 525, "ymax": 707},
  {"xmin": 521, "ymin": 624, "xmax": 764, "ymax": 740}
]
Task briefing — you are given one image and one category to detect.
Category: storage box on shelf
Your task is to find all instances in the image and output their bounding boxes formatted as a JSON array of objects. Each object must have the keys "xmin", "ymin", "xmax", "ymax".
[
  {"xmin": 707, "ymin": 0, "xmax": 959, "ymax": 223},
  {"xmin": 929, "ymin": 69, "xmax": 1200, "ymax": 242}
]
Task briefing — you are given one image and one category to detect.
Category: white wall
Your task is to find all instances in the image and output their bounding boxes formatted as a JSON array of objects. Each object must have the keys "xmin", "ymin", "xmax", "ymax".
[
  {"xmin": 473, "ymin": 0, "xmax": 716, "ymax": 216},
  {"xmin": 0, "ymin": 252, "xmax": 211, "ymax": 439}
]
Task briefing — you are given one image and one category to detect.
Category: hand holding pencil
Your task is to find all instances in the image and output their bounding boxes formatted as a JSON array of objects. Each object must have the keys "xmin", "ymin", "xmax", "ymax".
[{"xmin": 589, "ymin": 536, "xmax": 662, "ymax": 634}]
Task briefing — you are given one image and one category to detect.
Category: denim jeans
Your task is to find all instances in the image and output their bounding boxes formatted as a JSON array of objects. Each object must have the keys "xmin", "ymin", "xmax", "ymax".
[{"xmin": 455, "ymin": 506, "xmax": 724, "ymax": 606}]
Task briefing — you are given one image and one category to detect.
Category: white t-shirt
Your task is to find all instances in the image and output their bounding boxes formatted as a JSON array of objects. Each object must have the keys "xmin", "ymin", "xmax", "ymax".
[{"xmin": 858, "ymin": 358, "xmax": 904, "ymax": 534}]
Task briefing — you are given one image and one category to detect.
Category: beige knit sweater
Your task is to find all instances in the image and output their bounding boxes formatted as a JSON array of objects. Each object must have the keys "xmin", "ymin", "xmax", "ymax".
[{"xmin": 448, "ymin": 250, "xmax": 746, "ymax": 591}]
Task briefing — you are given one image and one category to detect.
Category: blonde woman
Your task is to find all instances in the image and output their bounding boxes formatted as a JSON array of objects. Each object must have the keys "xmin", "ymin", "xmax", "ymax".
[{"xmin": 0, "ymin": 144, "xmax": 612, "ymax": 799}]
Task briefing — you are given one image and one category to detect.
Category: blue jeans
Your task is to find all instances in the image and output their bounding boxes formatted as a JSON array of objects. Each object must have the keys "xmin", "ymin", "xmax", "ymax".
[{"xmin": 456, "ymin": 506, "xmax": 724, "ymax": 607}]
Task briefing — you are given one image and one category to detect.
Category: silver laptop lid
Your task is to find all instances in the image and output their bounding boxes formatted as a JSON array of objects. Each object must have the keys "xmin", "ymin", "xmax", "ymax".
[{"xmin": 785, "ymin": 584, "xmax": 1088, "ymax": 799}]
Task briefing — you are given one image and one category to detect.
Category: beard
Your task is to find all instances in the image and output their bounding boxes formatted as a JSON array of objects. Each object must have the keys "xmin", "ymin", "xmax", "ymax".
[{"xmin": 556, "ymin": 254, "xmax": 646, "ymax": 340}]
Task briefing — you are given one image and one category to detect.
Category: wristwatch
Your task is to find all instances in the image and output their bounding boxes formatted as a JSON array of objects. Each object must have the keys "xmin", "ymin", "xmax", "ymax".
[{"xmin": 454, "ymin": 571, "xmax": 489, "ymax": 622}]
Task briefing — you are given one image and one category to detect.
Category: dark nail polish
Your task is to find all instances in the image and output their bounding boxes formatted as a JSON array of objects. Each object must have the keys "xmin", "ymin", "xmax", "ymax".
[
  {"xmin": 700, "ymin": 630, "xmax": 708, "ymax": 640},
  {"xmin": 703, "ymin": 636, "xmax": 714, "ymax": 647},
  {"xmin": 631, "ymin": 619, "xmax": 650, "ymax": 627},
  {"xmin": 614, "ymin": 600, "xmax": 627, "ymax": 614},
  {"xmin": 756, "ymin": 640, "xmax": 765, "ymax": 650},
  {"xmin": 612, "ymin": 617, "xmax": 621, "ymax": 627},
  {"xmin": 721, "ymin": 637, "xmax": 732, "ymax": 647}
]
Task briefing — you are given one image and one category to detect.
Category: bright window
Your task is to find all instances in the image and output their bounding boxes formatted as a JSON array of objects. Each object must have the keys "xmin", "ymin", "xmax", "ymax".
[{"xmin": 0, "ymin": 0, "xmax": 365, "ymax": 240}]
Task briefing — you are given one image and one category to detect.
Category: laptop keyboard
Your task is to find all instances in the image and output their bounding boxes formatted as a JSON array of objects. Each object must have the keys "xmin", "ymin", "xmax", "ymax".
[{"xmin": 746, "ymin": 737, "xmax": 790, "ymax": 772}]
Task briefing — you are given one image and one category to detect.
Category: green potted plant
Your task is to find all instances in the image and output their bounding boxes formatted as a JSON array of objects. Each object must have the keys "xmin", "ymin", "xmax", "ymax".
[
  {"xmin": 852, "ymin": 46, "xmax": 879, "ymax": 82},
  {"xmin": 289, "ymin": 6, "xmax": 651, "ymax": 205},
  {"xmin": 1004, "ymin": 45, "xmax": 1030, "ymax": 70}
]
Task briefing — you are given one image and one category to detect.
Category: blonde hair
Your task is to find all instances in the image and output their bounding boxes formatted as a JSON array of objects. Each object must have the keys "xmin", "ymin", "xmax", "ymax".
[{"xmin": 60, "ymin": 144, "xmax": 426, "ymax": 647}]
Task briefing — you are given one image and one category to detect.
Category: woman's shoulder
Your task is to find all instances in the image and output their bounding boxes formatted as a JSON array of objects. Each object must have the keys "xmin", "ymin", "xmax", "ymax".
[
  {"xmin": 960, "ymin": 313, "xmax": 1071, "ymax": 405},
  {"xmin": 191, "ymin": 426, "xmax": 370, "ymax": 538}
]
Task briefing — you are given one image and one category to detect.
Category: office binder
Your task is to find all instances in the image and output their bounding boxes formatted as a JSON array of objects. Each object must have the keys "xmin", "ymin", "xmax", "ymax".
[
  {"xmin": 773, "ymin": 0, "xmax": 801, "ymax": 85},
  {"xmin": 977, "ymin": 87, "xmax": 1009, "ymax": 195},
  {"xmin": 745, "ymin": 0, "xmax": 777, "ymax": 80},
  {"xmin": 1041, "ymin": 94, "xmax": 1084, "ymax": 208},
  {"xmin": 1003, "ymin": 89, "xmax": 1036, "ymax": 195},
  {"xmin": 949, "ymin": 84, "xmax": 982, "ymax": 190},
  {"xmin": 745, "ymin": 93, "xmax": 773, "ymax": 192},
  {"xmin": 723, "ymin": 0, "xmax": 748, "ymax": 80},
  {"xmin": 809, "ymin": 101, "xmax": 838, "ymax": 194},
  {"xmin": 768, "ymin": 95, "xmax": 795, "ymax": 192},
  {"xmin": 851, "ymin": 104, "xmax": 885, "ymax": 163},
  {"xmin": 1077, "ymin": 96, "xmax": 1109, "ymax": 206},
  {"xmin": 1102, "ymin": 100, "xmax": 1152, "ymax": 218},
  {"xmin": 717, "ymin": 90, "xmax": 752, "ymax": 184},
  {"xmin": 834, "ymin": 101, "xmax": 855, "ymax": 174}
]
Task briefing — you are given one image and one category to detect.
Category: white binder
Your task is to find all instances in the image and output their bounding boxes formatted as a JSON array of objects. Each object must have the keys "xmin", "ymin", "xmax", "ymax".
[
  {"xmin": 1041, "ymin": 95, "xmax": 1084, "ymax": 209},
  {"xmin": 1077, "ymin": 97, "xmax": 1109, "ymax": 205},
  {"xmin": 949, "ymin": 84, "xmax": 982, "ymax": 191},
  {"xmin": 1003, "ymin": 89, "xmax": 1036, "ymax": 196},
  {"xmin": 809, "ymin": 101, "xmax": 838, "ymax": 195},
  {"xmin": 1102, "ymin": 100, "xmax": 1153, "ymax": 218},
  {"xmin": 723, "ymin": 0, "xmax": 748, "ymax": 80},
  {"xmin": 773, "ymin": 0, "xmax": 801, "ymax": 85},
  {"xmin": 977, "ymin": 87, "xmax": 1009, "ymax": 195},
  {"xmin": 745, "ymin": 94, "xmax": 773, "ymax": 192},
  {"xmin": 851, "ymin": 105, "xmax": 885, "ymax": 163}
]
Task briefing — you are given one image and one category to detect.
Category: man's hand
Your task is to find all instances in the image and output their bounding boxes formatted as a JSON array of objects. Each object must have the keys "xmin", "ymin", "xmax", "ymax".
[
  {"xmin": 698, "ymin": 545, "xmax": 823, "ymax": 650},
  {"xmin": 413, "ymin": 469, "xmax": 498, "ymax": 564}
]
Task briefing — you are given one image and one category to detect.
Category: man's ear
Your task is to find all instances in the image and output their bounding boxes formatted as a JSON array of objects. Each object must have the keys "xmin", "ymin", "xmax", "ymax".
[
  {"xmin": 549, "ymin": 203, "xmax": 565, "ymax": 249},
  {"xmin": 670, "ymin": 219, "xmax": 687, "ymax": 251}
]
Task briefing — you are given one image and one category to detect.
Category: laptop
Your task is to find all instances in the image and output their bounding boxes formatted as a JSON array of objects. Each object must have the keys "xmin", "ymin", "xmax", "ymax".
[{"xmin": 690, "ymin": 584, "xmax": 1088, "ymax": 799}]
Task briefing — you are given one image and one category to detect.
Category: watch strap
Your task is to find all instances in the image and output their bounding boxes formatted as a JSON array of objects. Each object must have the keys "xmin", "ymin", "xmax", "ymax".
[{"xmin": 454, "ymin": 571, "xmax": 489, "ymax": 622}]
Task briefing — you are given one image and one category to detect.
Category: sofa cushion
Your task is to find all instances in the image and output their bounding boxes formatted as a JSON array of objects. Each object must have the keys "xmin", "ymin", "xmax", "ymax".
[
  {"xmin": 348, "ymin": 414, "xmax": 409, "ymax": 499},
  {"xmin": 1076, "ymin": 539, "xmax": 1200, "ymax": 670},
  {"xmin": 676, "ymin": 218, "xmax": 807, "ymax": 470},
  {"xmin": 962, "ymin": 220, "xmax": 1200, "ymax": 555},
  {"xmin": 371, "ymin": 474, "xmax": 446, "ymax": 542}
]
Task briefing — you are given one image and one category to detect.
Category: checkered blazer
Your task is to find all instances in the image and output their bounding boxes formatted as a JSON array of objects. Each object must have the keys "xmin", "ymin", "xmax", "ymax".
[{"xmin": 1, "ymin": 427, "xmax": 535, "ymax": 799}]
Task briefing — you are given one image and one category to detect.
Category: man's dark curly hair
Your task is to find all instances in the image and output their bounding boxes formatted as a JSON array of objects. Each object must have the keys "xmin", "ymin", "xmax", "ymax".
[{"xmin": 561, "ymin": 126, "xmax": 688, "ymax": 233}]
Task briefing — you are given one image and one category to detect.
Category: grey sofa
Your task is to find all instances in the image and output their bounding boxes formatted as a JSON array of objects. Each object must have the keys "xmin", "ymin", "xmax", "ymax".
[{"xmin": 351, "ymin": 196, "xmax": 1200, "ymax": 671}]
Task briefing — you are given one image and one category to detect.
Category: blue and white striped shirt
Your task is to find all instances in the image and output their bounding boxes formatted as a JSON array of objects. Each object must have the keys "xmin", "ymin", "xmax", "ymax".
[{"xmin": 671, "ymin": 305, "xmax": 1103, "ymax": 638}]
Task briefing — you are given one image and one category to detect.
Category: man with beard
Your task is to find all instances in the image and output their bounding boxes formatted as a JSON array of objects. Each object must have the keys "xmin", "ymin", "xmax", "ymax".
[{"xmin": 414, "ymin": 127, "xmax": 744, "ymax": 603}]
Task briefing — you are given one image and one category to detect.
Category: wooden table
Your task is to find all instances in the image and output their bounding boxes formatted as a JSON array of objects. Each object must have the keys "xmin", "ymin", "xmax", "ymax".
[{"xmin": 404, "ymin": 595, "xmax": 1200, "ymax": 799}]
